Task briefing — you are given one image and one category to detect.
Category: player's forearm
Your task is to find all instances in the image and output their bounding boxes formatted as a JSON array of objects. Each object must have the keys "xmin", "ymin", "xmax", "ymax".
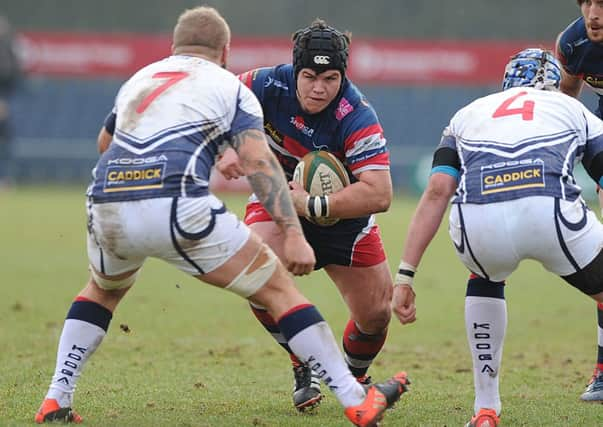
[
  {"xmin": 402, "ymin": 175, "xmax": 455, "ymax": 267},
  {"xmin": 234, "ymin": 129, "xmax": 304, "ymax": 235},
  {"xmin": 402, "ymin": 192, "xmax": 449, "ymax": 268},
  {"xmin": 328, "ymin": 172, "xmax": 393, "ymax": 218}
]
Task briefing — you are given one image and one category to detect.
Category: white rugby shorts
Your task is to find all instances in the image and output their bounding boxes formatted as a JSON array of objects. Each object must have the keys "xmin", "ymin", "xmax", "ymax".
[
  {"xmin": 86, "ymin": 195, "xmax": 250, "ymax": 276},
  {"xmin": 449, "ymin": 196, "xmax": 603, "ymax": 281}
]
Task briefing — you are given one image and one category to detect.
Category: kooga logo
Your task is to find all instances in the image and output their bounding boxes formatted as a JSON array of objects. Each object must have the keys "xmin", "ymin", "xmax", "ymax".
[{"xmin": 313, "ymin": 55, "xmax": 330, "ymax": 65}]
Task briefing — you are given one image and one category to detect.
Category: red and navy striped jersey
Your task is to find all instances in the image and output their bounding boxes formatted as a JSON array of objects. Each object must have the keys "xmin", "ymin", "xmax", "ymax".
[
  {"xmin": 557, "ymin": 17, "xmax": 603, "ymax": 117},
  {"xmin": 238, "ymin": 64, "xmax": 389, "ymax": 181}
]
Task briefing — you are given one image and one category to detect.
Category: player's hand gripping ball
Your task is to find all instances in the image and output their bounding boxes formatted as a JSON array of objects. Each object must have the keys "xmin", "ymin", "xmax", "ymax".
[{"xmin": 293, "ymin": 151, "xmax": 350, "ymax": 226}]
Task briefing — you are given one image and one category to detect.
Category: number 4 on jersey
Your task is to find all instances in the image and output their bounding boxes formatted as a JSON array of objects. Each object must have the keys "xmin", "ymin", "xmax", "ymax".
[
  {"xmin": 136, "ymin": 71, "xmax": 189, "ymax": 114},
  {"xmin": 492, "ymin": 91, "xmax": 534, "ymax": 121}
]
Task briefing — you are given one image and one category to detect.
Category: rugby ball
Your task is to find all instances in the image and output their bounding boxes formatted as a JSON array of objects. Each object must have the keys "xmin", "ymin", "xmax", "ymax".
[{"xmin": 293, "ymin": 151, "xmax": 350, "ymax": 226}]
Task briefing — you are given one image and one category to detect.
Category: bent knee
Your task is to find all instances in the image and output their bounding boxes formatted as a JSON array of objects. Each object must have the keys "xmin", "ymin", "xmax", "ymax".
[
  {"xmin": 356, "ymin": 306, "xmax": 391, "ymax": 333},
  {"xmin": 225, "ymin": 243, "xmax": 278, "ymax": 298},
  {"xmin": 90, "ymin": 265, "xmax": 138, "ymax": 290}
]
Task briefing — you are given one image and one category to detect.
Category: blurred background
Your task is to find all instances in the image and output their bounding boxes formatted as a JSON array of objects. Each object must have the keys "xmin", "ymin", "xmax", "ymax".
[{"xmin": 0, "ymin": 0, "xmax": 593, "ymax": 194}]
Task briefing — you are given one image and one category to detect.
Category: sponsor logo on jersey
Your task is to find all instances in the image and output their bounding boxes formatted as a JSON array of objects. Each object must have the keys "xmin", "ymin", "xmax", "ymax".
[
  {"xmin": 290, "ymin": 116, "xmax": 315, "ymax": 137},
  {"xmin": 313, "ymin": 55, "xmax": 331, "ymax": 65},
  {"xmin": 481, "ymin": 162, "xmax": 544, "ymax": 194},
  {"xmin": 335, "ymin": 97, "xmax": 354, "ymax": 121},
  {"xmin": 107, "ymin": 155, "xmax": 168, "ymax": 165},
  {"xmin": 264, "ymin": 122, "xmax": 283, "ymax": 145},
  {"xmin": 264, "ymin": 76, "xmax": 289, "ymax": 90},
  {"xmin": 103, "ymin": 162, "xmax": 166, "ymax": 193}
]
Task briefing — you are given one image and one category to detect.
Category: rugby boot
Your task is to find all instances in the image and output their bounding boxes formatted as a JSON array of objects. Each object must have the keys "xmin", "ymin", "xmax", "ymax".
[
  {"xmin": 344, "ymin": 371, "xmax": 410, "ymax": 427},
  {"xmin": 292, "ymin": 361, "xmax": 323, "ymax": 412},
  {"xmin": 35, "ymin": 398, "xmax": 82, "ymax": 424},
  {"xmin": 580, "ymin": 368, "xmax": 603, "ymax": 402},
  {"xmin": 465, "ymin": 408, "xmax": 500, "ymax": 427}
]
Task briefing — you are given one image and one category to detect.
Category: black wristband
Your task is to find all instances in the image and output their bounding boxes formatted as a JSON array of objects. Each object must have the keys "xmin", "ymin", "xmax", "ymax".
[{"xmin": 398, "ymin": 268, "xmax": 415, "ymax": 277}]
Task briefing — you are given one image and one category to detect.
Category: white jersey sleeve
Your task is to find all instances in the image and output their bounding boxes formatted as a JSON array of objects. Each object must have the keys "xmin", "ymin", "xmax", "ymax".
[{"xmin": 230, "ymin": 82, "xmax": 263, "ymax": 137}]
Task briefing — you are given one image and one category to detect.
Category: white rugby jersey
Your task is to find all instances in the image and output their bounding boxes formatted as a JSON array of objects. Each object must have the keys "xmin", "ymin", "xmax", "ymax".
[
  {"xmin": 89, "ymin": 55, "xmax": 264, "ymax": 203},
  {"xmin": 435, "ymin": 87, "xmax": 603, "ymax": 204}
]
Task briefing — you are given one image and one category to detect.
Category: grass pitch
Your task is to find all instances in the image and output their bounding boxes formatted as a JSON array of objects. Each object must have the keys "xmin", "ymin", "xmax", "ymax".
[{"xmin": 1, "ymin": 186, "xmax": 602, "ymax": 426}]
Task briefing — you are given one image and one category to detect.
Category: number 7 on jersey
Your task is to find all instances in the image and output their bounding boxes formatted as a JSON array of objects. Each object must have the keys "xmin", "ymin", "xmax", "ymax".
[{"xmin": 136, "ymin": 71, "xmax": 189, "ymax": 114}]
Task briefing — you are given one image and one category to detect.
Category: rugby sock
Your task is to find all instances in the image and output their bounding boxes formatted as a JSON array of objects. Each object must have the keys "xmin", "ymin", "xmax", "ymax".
[
  {"xmin": 278, "ymin": 304, "xmax": 366, "ymax": 408},
  {"xmin": 342, "ymin": 320, "xmax": 387, "ymax": 378},
  {"xmin": 249, "ymin": 302, "xmax": 294, "ymax": 354},
  {"xmin": 465, "ymin": 276, "xmax": 506, "ymax": 416},
  {"xmin": 597, "ymin": 302, "xmax": 603, "ymax": 371},
  {"xmin": 45, "ymin": 298, "xmax": 112, "ymax": 407}
]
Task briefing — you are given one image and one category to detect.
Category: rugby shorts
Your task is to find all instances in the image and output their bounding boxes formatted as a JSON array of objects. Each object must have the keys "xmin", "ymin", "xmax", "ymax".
[
  {"xmin": 244, "ymin": 201, "xmax": 386, "ymax": 269},
  {"xmin": 87, "ymin": 194, "xmax": 250, "ymax": 276},
  {"xmin": 449, "ymin": 196, "xmax": 603, "ymax": 282}
]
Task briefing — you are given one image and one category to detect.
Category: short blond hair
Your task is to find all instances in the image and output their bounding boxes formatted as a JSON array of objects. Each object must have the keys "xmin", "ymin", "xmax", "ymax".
[{"xmin": 173, "ymin": 6, "xmax": 231, "ymax": 54}]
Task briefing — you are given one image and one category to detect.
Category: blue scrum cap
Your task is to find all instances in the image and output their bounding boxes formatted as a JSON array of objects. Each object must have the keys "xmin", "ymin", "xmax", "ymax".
[{"xmin": 502, "ymin": 48, "xmax": 562, "ymax": 91}]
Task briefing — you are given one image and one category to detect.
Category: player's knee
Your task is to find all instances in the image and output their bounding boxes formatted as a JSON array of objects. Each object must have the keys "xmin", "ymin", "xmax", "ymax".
[
  {"xmin": 225, "ymin": 243, "xmax": 278, "ymax": 298},
  {"xmin": 358, "ymin": 305, "xmax": 391, "ymax": 333},
  {"xmin": 89, "ymin": 266, "xmax": 139, "ymax": 291},
  {"xmin": 466, "ymin": 275, "xmax": 506, "ymax": 299},
  {"xmin": 351, "ymin": 287, "xmax": 392, "ymax": 331},
  {"xmin": 369, "ymin": 313, "xmax": 391, "ymax": 333}
]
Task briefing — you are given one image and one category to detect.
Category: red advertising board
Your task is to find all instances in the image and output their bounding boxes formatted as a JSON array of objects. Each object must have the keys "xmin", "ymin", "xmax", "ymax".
[{"xmin": 17, "ymin": 31, "xmax": 550, "ymax": 85}]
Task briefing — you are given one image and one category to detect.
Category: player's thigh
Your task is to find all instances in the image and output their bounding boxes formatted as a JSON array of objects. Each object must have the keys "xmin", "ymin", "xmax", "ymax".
[
  {"xmin": 450, "ymin": 197, "xmax": 603, "ymax": 282},
  {"xmin": 449, "ymin": 202, "xmax": 520, "ymax": 281},
  {"xmin": 539, "ymin": 198, "xmax": 603, "ymax": 276},
  {"xmin": 162, "ymin": 195, "xmax": 253, "ymax": 276},
  {"xmin": 87, "ymin": 200, "xmax": 146, "ymax": 278},
  {"xmin": 326, "ymin": 261, "xmax": 393, "ymax": 326},
  {"xmin": 197, "ymin": 230, "xmax": 262, "ymax": 286},
  {"xmin": 248, "ymin": 221, "xmax": 286, "ymax": 258},
  {"xmin": 89, "ymin": 195, "xmax": 250, "ymax": 279}
]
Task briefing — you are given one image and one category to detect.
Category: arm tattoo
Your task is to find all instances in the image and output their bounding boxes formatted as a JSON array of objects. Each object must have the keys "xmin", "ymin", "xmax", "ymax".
[
  {"xmin": 233, "ymin": 129, "xmax": 302, "ymax": 232},
  {"xmin": 231, "ymin": 127, "xmax": 266, "ymax": 150}
]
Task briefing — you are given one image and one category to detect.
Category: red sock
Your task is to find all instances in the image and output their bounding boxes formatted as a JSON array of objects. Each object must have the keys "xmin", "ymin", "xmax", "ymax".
[{"xmin": 342, "ymin": 320, "xmax": 387, "ymax": 378}]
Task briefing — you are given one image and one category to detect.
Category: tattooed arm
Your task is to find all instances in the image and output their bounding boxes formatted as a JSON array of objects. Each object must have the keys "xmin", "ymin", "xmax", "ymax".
[
  {"xmin": 232, "ymin": 129, "xmax": 298, "ymax": 230},
  {"xmin": 232, "ymin": 128, "xmax": 315, "ymax": 275}
]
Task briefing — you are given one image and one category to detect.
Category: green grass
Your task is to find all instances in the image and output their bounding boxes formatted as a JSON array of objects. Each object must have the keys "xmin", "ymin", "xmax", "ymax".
[{"xmin": 1, "ymin": 186, "xmax": 602, "ymax": 426}]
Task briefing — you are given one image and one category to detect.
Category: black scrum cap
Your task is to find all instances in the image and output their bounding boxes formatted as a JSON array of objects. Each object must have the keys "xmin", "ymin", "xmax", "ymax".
[{"xmin": 292, "ymin": 21, "xmax": 350, "ymax": 78}]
